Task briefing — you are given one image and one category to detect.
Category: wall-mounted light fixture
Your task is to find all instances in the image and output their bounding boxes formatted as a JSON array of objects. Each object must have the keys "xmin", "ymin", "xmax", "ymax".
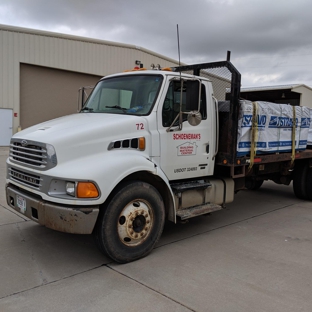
[{"xmin": 135, "ymin": 60, "xmax": 143, "ymax": 68}]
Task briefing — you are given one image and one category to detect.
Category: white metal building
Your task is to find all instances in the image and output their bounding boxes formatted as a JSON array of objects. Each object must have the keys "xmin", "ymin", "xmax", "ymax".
[
  {"xmin": 6, "ymin": 24, "xmax": 309, "ymax": 148},
  {"xmin": 240, "ymin": 84, "xmax": 312, "ymax": 108},
  {"xmin": 0, "ymin": 24, "xmax": 182, "ymax": 145}
]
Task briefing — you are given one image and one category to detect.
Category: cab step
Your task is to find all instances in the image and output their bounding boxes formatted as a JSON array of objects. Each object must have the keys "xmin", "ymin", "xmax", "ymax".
[
  {"xmin": 170, "ymin": 181, "xmax": 211, "ymax": 194},
  {"xmin": 176, "ymin": 203, "xmax": 222, "ymax": 220}
]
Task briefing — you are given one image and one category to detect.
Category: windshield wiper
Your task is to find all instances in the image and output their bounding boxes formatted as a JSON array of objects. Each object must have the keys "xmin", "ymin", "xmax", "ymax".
[
  {"xmin": 105, "ymin": 105, "xmax": 127, "ymax": 113},
  {"xmin": 80, "ymin": 107, "xmax": 94, "ymax": 112}
]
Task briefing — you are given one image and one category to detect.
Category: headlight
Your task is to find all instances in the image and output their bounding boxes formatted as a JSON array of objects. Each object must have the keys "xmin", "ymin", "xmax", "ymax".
[
  {"xmin": 66, "ymin": 182, "xmax": 76, "ymax": 196},
  {"xmin": 49, "ymin": 180, "xmax": 99, "ymax": 199}
]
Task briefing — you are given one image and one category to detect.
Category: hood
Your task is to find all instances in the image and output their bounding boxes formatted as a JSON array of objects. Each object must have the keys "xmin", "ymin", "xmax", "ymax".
[{"xmin": 13, "ymin": 113, "xmax": 150, "ymax": 163}]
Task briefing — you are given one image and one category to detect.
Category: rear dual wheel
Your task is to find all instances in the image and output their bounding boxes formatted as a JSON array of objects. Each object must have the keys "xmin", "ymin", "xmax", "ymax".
[
  {"xmin": 293, "ymin": 162, "xmax": 310, "ymax": 200},
  {"xmin": 94, "ymin": 181, "xmax": 165, "ymax": 263},
  {"xmin": 306, "ymin": 167, "xmax": 312, "ymax": 200}
]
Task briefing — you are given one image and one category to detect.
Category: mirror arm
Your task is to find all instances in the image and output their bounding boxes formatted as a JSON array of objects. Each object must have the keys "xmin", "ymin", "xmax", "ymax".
[
  {"xmin": 212, "ymin": 96, "xmax": 219, "ymax": 160},
  {"xmin": 179, "ymin": 79, "xmax": 184, "ymax": 129},
  {"xmin": 197, "ymin": 80, "xmax": 202, "ymax": 112},
  {"xmin": 166, "ymin": 113, "xmax": 182, "ymax": 132}
]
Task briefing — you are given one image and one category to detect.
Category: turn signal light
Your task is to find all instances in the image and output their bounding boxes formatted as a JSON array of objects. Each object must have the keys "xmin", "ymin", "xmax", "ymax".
[
  {"xmin": 124, "ymin": 67, "xmax": 147, "ymax": 72},
  {"xmin": 77, "ymin": 182, "xmax": 99, "ymax": 198},
  {"xmin": 139, "ymin": 137, "xmax": 145, "ymax": 150}
]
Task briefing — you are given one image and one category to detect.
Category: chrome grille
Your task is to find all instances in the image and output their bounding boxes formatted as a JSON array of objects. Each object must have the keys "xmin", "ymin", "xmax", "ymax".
[
  {"xmin": 9, "ymin": 168, "xmax": 42, "ymax": 189},
  {"xmin": 11, "ymin": 143, "xmax": 47, "ymax": 166},
  {"xmin": 9, "ymin": 139, "xmax": 57, "ymax": 170}
]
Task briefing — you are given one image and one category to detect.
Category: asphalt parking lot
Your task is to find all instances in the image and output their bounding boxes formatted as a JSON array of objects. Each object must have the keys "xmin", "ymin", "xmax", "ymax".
[{"xmin": 1, "ymin": 146, "xmax": 312, "ymax": 312}]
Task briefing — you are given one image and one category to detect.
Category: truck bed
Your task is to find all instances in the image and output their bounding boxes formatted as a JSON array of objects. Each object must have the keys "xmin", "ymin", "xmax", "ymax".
[{"xmin": 173, "ymin": 59, "xmax": 312, "ymax": 180}]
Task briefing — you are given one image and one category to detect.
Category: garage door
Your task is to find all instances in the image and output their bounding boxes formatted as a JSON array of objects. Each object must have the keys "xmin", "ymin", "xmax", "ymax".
[
  {"xmin": 0, "ymin": 108, "xmax": 13, "ymax": 146},
  {"xmin": 20, "ymin": 64, "xmax": 102, "ymax": 129}
]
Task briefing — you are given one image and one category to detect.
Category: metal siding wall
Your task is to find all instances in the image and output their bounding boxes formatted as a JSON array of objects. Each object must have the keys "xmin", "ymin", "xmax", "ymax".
[
  {"xmin": 295, "ymin": 87, "xmax": 312, "ymax": 108},
  {"xmin": 0, "ymin": 31, "xmax": 9, "ymax": 109},
  {"xmin": 0, "ymin": 26, "xmax": 180, "ymax": 133}
]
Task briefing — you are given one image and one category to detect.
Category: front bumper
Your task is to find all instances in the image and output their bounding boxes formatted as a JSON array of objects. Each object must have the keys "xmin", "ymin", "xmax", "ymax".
[{"xmin": 6, "ymin": 184, "xmax": 99, "ymax": 234}]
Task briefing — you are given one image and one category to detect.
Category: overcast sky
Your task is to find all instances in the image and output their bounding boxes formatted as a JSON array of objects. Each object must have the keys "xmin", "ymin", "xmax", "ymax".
[{"xmin": 1, "ymin": 0, "xmax": 312, "ymax": 87}]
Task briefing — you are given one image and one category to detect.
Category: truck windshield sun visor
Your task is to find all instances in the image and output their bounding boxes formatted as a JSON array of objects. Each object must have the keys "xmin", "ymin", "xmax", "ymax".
[{"xmin": 82, "ymin": 74, "xmax": 163, "ymax": 116}]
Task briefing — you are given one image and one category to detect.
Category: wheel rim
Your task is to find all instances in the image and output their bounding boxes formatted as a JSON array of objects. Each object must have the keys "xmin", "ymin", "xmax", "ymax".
[{"xmin": 117, "ymin": 200, "xmax": 154, "ymax": 246}]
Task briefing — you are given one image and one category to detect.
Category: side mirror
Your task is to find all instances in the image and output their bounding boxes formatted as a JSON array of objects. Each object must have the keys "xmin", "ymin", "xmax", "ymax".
[
  {"xmin": 186, "ymin": 80, "xmax": 200, "ymax": 111},
  {"xmin": 187, "ymin": 111, "xmax": 202, "ymax": 126}
]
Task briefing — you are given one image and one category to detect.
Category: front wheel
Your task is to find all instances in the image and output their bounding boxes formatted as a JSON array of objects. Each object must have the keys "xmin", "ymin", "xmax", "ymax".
[{"xmin": 94, "ymin": 181, "xmax": 165, "ymax": 263}]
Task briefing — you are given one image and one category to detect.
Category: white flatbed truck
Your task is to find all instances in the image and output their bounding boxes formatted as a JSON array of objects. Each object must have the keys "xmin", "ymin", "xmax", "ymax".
[{"xmin": 6, "ymin": 58, "xmax": 312, "ymax": 262}]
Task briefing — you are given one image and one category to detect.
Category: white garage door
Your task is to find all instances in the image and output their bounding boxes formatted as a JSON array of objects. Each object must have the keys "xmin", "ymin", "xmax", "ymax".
[{"xmin": 0, "ymin": 108, "xmax": 13, "ymax": 146}]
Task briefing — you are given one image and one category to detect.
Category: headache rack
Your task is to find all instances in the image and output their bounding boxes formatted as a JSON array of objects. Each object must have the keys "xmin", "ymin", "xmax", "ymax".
[{"xmin": 172, "ymin": 52, "xmax": 241, "ymax": 167}]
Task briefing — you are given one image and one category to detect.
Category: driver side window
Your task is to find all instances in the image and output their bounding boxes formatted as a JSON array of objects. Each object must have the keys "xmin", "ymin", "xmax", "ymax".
[{"xmin": 162, "ymin": 80, "xmax": 206, "ymax": 127}]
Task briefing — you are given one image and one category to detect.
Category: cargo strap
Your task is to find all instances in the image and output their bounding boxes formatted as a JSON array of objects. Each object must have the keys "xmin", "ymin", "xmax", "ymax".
[
  {"xmin": 249, "ymin": 101, "xmax": 258, "ymax": 170},
  {"xmin": 291, "ymin": 106, "xmax": 296, "ymax": 165}
]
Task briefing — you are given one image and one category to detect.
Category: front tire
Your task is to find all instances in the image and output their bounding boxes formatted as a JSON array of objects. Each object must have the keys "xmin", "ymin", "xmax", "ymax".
[{"xmin": 94, "ymin": 181, "xmax": 165, "ymax": 263}]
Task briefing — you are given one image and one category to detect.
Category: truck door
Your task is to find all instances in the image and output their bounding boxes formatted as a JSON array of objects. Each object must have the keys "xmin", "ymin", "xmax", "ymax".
[{"xmin": 157, "ymin": 78, "xmax": 215, "ymax": 181}]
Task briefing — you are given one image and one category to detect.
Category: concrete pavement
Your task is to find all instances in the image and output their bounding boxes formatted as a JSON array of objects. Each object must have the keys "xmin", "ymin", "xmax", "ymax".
[{"xmin": 1, "ymin": 146, "xmax": 312, "ymax": 311}]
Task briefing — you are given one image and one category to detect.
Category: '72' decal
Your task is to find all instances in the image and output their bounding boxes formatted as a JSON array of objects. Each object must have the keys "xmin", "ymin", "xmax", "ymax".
[{"xmin": 136, "ymin": 123, "xmax": 144, "ymax": 130}]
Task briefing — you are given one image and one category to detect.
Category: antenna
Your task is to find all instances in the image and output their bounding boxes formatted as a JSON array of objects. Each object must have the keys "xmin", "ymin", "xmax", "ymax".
[
  {"xmin": 177, "ymin": 24, "xmax": 181, "ymax": 67},
  {"xmin": 176, "ymin": 24, "xmax": 183, "ymax": 128}
]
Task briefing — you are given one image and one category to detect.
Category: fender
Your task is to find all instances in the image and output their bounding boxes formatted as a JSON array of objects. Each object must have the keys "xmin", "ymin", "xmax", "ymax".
[
  {"xmin": 94, "ymin": 152, "xmax": 177, "ymax": 222},
  {"xmin": 93, "ymin": 151, "xmax": 159, "ymax": 203},
  {"xmin": 154, "ymin": 165, "xmax": 177, "ymax": 223},
  {"xmin": 58, "ymin": 150, "xmax": 177, "ymax": 221}
]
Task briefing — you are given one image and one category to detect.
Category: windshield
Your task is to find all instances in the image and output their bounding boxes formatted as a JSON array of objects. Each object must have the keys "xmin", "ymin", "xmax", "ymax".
[{"xmin": 82, "ymin": 74, "xmax": 163, "ymax": 115}]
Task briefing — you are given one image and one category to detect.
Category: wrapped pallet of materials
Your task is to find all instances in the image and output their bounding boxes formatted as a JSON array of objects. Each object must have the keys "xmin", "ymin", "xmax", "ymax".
[
  {"xmin": 308, "ymin": 108, "xmax": 312, "ymax": 146},
  {"xmin": 298, "ymin": 106, "xmax": 310, "ymax": 148},
  {"xmin": 237, "ymin": 101, "xmax": 310, "ymax": 156}
]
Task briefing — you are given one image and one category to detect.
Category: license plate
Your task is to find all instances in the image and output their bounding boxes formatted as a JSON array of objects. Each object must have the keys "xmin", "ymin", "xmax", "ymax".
[{"xmin": 16, "ymin": 195, "xmax": 26, "ymax": 214}]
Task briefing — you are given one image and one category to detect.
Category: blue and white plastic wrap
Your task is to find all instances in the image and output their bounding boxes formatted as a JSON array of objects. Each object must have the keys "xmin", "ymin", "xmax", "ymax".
[
  {"xmin": 237, "ymin": 101, "xmax": 311, "ymax": 156},
  {"xmin": 308, "ymin": 108, "xmax": 312, "ymax": 146}
]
